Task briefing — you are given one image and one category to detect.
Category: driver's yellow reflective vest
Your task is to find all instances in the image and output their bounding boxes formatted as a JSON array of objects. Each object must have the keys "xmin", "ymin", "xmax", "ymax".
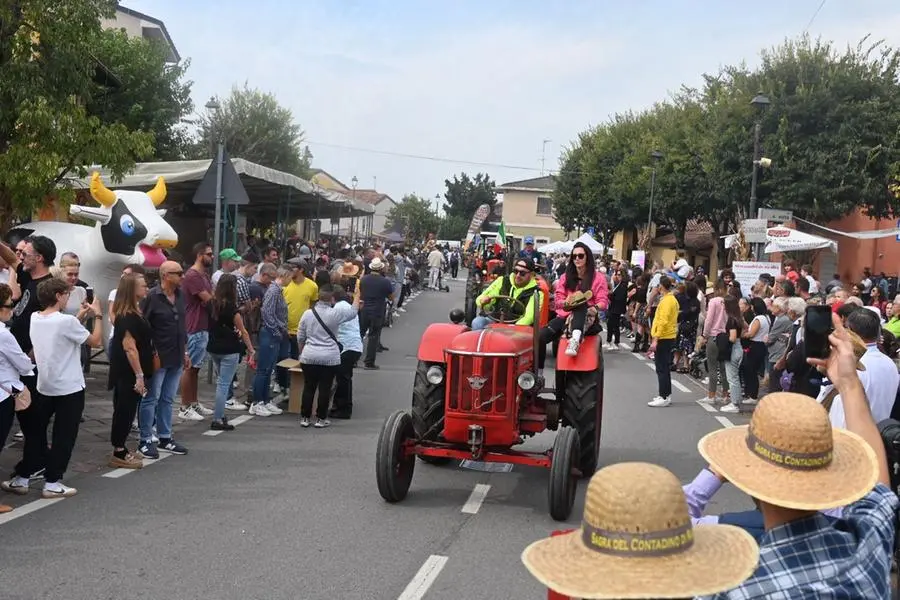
[{"xmin": 476, "ymin": 274, "xmax": 539, "ymax": 326}]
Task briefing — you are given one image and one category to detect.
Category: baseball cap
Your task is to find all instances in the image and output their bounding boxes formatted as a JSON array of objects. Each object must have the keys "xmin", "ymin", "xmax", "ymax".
[
  {"xmin": 524, "ymin": 235, "xmax": 535, "ymax": 244},
  {"xmin": 219, "ymin": 248, "xmax": 240, "ymax": 261}
]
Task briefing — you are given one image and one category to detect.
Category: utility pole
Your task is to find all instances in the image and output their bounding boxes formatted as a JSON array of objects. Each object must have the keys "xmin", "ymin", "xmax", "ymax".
[{"xmin": 540, "ymin": 139, "xmax": 552, "ymax": 175}]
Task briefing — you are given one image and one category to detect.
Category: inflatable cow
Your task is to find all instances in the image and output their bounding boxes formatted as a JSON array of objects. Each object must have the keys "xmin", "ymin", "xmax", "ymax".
[{"xmin": 7, "ymin": 172, "xmax": 178, "ymax": 326}]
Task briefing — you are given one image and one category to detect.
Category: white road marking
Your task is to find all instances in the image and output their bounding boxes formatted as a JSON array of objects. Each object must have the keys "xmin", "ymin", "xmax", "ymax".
[
  {"xmin": 461, "ymin": 483, "xmax": 491, "ymax": 514},
  {"xmin": 203, "ymin": 414, "xmax": 255, "ymax": 437},
  {"xmin": 645, "ymin": 362, "xmax": 655, "ymax": 371},
  {"xmin": 618, "ymin": 342, "xmax": 631, "ymax": 350},
  {"xmin": 671, "ymin": 379, "xmax": 691, "ymax": 393},
  {"xmin": 715, "ymin": 416, "xmax": 736, "ymax": 428},
  {"xmin": 696, "ymin": 399, "xmax": 718, "ymax": 413},
  {"xmin": 398, "ymin": 555, "xmax": 449, "ymax": 600},
  {"xmin": 0, "ymin": 497, "xmax": 63, "ymax": 525},
  {"xmin": 103, "ymin": 450, "xmax": 173, "ymax": 478}
]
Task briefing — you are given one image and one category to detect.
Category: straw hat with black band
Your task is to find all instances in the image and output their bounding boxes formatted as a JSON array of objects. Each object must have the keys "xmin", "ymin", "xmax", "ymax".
[
  {"xmin": 522, "ymin": 462, "xmax": 759, "ymax": 599},
  {"xmin": 698, "ymin": 392, "xmax": 879, "ymax": 511}
]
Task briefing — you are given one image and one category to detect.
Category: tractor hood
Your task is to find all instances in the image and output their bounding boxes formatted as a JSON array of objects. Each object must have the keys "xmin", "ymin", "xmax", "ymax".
[{"xmin": 448, "ymin": 325, "xmax": 533, "ymax": 355}]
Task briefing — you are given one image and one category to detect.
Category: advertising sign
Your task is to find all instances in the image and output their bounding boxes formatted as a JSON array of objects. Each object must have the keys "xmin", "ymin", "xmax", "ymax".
[
  {"xmin": 742, "ymin": 219, "xmax": 768, "ymax": 243},
  {"xmin": 731, "ymin": 261, "xmax": 782, "ymax": 296}
]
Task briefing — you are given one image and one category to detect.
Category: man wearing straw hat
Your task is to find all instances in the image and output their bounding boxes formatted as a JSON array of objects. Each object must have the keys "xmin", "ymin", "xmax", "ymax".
[
  {"xmin": 696, "ymin": 312, "xmax": 897, "ymax": 599},
  {"xmin": 522, "ymin": 462, "xmax": 760, "ymax": 599}
]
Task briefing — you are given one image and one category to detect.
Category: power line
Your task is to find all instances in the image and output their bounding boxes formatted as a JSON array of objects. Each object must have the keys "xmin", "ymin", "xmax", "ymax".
[
  {"xmin": 305, "ymin": 140, "xmax": 544, "ymax": 173},
  {"xmin": 803, "ymin": 0, "xmax": 827, "ymax": 33}
]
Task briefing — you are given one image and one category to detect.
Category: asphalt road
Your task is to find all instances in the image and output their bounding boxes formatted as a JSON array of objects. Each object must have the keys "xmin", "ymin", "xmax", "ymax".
[{"xmin": 0, "ymin": 274, "xmax": 752, "ymax": 600}]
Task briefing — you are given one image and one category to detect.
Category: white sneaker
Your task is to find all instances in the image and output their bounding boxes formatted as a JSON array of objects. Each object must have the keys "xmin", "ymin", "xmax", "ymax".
[
  {"xmin": 565, "ymin": 339, "xmax": 580, "ymax": 357},
  {"xmin": 647, "ymin": 396, "xmax": 671, "ymax": 407},
  {"xmin": 225, "ymin": 399, "xmax": 247, "ymax": 411},
  {"xmin": 151, "ymin": 432, "xmax": 160, "ymax": 444},
  {"xmin": 742, "ymin": 397, "xmax": 758, "ymax": 405},
  {"xmin": 41, "ymin": 483, "xmax": 77, "ymax": 499},
  {"xmin": 701, "ymin": 377, "xmax": 710, "ymax": 385},
  {"xmin": 314, "ymin": 418, "xmax": 331, "ymax": 428},
  {"xmin": 194, "ymin": 403, "xmax": 214, "ymax": 416},
  {"xmin": 300, "ymin": 417, "xmax": 310, "ymax": 428},
  {"xmin": 249, "ymin": 403, "xmax": 272, "ymax": 417},
  {"xmin": 264, "ymin": 402, "xmax": 283, "ymax": 415},
  {"xmin": 398, "ymin": 308, "xmax": 407, "ymax": 313},
  {"xmin": 178, "ymin": 406, "xmax": 204, "ymax": 421},
  {"xmin": 719, "ymin": 403, "xmax": 740, "ymax": 413}
]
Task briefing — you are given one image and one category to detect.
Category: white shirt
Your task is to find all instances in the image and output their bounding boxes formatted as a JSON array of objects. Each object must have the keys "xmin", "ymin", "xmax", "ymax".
[
  {"xmin": 751, "ymin": 314, "xmax": 770, "ymax": 342},
  {"xmin": 806, "ymin": 275, "xmax": 819, "ymax": 294},
  {"xmin": 820, "ymin": 344, "xmax": 899, "ymax": 429},
  {"xmin": 212, "ymin": 269, "xmax": 224, "ymax": 286},
  {"xmin": 107, "ymin": 289, "xmax": 117, "ymax": 340},
  {"xmin": 0, "ymin": 269, "xmax": 10, "ymax": 285},
  {"xmin": 64, "ymin": 285, "xmax": 86, "ymax": 316},
  {"xmin": 0, "ymin": 322, "xmax": 33, "ymax": 403},
  {"xmin": 427, "ymin": 250, "xmax": 444, "ymax": 269},
  {"xmin": 30, "ymin": 311, "xmax": 89, "ymax": 396}
]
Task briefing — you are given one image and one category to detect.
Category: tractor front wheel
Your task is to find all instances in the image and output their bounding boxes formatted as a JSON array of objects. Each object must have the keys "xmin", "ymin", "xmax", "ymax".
[
  {"xmin": 464, "ymin": 274, "xmax": 481, "ymax": 327},
  {"xmin": 411, "ymin": 361, "xmax": 450, "ymax": 465},
  {"xmin": 548, "ymin": 426, "xmax": 579, "ymax": 521},
  {"xmin": 376, "ymin": 410, "xmax": 416, "ymax": 503},
  {"xmin": 561, "ymin": 368, "xmax": 602, "ymax": 477}
]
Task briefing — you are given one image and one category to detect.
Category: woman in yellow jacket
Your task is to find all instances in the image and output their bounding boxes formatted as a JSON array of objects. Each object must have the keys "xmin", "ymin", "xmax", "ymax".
[{"xmin": 648, "ymin": 275, "xmax": 678, "ymax": 407}]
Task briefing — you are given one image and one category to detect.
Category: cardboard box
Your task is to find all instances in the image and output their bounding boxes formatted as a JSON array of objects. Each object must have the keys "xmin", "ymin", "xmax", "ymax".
[{"xmin": 276, "ymin": 358, "xmax": 305, "ymax": 414}]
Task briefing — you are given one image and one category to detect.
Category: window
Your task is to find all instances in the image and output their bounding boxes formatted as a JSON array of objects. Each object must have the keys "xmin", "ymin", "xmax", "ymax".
[
  {"xmin": 535, "ymin": 237, "xmax": 550, "ymax": 245},
  {"xmin": 536, "ymin": 196, "xmax": 552, "ymax": 216}
]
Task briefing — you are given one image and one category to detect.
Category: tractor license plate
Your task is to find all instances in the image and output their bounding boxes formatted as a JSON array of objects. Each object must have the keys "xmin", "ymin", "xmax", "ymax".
[{"xmin": 459, "ymin": 460, "xmax": 514, "ymax": 473}]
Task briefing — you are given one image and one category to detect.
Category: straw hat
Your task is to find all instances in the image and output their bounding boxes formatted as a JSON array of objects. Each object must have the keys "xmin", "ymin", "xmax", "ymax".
[
  {"xmin": 699, "ymin": 392, "xmax": 878, "ymax": 511},
  {"xmin": 340, "ymin": 262, "xmax": 360, "ymax": 277},
  {"xmin": 521, "ymin": 462, "xmax": 759, "ymax": 599},
  {"xmin": 369, "ymin": 257, "xmax": 385, "ymax": 271}
]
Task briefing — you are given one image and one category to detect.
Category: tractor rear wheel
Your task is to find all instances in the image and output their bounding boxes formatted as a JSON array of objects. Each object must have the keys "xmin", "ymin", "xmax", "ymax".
[
  {"xmin": 375, "ymin": 410, "xmax": 416, "ymax": 503},
  {"xmin": 561, "ymin": 368, "xmax": 603, "ymax": 478},
  {"xmin": 548, "ymin": 426, "xmax": 579, "ymax": 521},
  {"xmin": 411, "ymin": 360, "xmax": 450, "ymax": 465}
]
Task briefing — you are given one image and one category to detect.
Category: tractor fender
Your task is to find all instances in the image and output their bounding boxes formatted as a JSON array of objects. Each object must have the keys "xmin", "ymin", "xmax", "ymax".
[
  {"xmin": 556, "ymin": 335, "xmax": 600, "ymax": 371},
  {"xmin": 417, "ymin": 323, "xmax": 468, "ymax": 362}
]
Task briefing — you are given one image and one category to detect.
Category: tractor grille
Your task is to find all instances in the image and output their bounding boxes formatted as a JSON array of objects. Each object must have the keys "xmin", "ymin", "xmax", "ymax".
[{"xmin": 447, "ymin": 353, "xmax": 511, "ymax": 414}]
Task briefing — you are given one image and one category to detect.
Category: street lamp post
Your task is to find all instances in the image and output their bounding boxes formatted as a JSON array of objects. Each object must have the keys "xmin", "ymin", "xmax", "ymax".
[
  {"xmin": 351, "ymin": 175, "xmax": 358, "ymax": 242},
  {"xmin": 646, "ymin": 150, "xmax": 664, "ymax": 234},
  {"xmin": 749, "ymin": 92, "xmax": 770, "ymax": 258},
  {"xmin": 205, "ymin": 98, "xmax": 225, "ymax": 271}
]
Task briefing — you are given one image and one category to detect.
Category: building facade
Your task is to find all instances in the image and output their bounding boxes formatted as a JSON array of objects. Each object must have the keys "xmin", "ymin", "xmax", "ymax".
[
  {"xmin": 494, "ymin": 176, "xmax": 565, "ymax": 244},
  {"xmin": 101, "ymin": 6, "xmax": 180, "ymax": 63}
]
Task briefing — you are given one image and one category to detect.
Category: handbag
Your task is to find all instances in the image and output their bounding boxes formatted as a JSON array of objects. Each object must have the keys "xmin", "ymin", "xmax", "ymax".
[
  {"xmin": 311, "ymin": 307, "xmax": 343, "ymax": 352},
  {"xmin": 715, "ymin": 332, "xmax": 732, "ymax": 356},
  {"xmin": 1, "ymin": 383, "xmax": 31, "ymax": 412}
]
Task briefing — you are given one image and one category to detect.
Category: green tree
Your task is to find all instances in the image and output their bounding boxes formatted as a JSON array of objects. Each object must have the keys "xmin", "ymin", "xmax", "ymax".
[
  {"xmin": 0, "ymin": 0, "xmax": 154, "ymax": 229},
  {"xmin": 193, "ymin": 83, "xmax": 313, "ymax": 177},
  {"xmin": 438, "ymin": 213, "xmax": 469, "ymax": 241},
  {"xmin": 387, "ymin": 194, "xmax": 440, "ymax": 242},
  {"xmin": 87, "ymin": 28, "xmax": 194, "ymax": 160},
  {"xmin": 441, "ymin": 172, "xmax": 497, "ymax": 221}
]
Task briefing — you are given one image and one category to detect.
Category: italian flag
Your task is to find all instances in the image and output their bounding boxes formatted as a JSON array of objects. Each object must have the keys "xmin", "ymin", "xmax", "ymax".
[{"xmin": 494, "ymin": 221, "xmax": 507, "ymax": 255}]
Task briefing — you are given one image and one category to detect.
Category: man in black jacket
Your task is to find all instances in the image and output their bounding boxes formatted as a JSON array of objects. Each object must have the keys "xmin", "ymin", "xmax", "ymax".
[{"xmin": 605, "ymin": 269, "xmax": 628, "ymax": 350}]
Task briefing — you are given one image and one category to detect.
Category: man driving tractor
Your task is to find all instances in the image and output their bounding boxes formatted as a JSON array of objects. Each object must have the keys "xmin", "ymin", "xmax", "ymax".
[{"xmin": 471, "ymin": 257, "xmax": 540, "ymax": 330}]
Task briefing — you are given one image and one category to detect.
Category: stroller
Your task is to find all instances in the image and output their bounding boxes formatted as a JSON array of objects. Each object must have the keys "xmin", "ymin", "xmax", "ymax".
[{"xmin": 688, "ymin": 346, "xmax": 707, "ymax": 381}]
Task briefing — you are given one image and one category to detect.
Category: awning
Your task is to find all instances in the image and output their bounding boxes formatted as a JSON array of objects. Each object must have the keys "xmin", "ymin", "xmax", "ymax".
[
  {"xmin": 71, "ymin": 158, "xmax": 374, "ymax": 219},
  {"xmin": 724, "ymin": 226, "xmax": 837, "ymax": 253}
]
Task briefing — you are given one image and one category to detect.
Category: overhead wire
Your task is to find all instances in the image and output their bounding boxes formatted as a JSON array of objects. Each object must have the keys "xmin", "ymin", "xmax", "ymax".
[{"xmin": 802, "ymin": 0, "xmax": 827, "ymax": 33}]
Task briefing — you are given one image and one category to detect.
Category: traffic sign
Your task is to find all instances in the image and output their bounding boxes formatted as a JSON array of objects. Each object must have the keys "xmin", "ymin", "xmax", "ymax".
[{"xmin": 758, "ymin": 208, "xmax": 793, "ymax": 223}]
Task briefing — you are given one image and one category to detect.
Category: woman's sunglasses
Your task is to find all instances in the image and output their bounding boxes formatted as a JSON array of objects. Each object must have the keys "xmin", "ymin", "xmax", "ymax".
[{"xmin": 571, "ymin": 253, "xmax": 586, "ymax": 259}]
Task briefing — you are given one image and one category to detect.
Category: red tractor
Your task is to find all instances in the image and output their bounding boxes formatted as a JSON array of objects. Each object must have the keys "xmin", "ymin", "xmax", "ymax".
[{"xmin": 375, "ymin": 295, "xmax": 604, "ymax": 521}]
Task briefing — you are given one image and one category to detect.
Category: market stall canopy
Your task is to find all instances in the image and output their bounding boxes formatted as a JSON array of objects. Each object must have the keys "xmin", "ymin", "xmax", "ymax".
[
  {"xmin": 723, "ymin": 226, "xmax": 837, "ymax": 253},
  {"xmin": 537, "ymin": 240, "xmax": 573, "ymax": 254},
  {"xmin": 72, "ymin": 158, "xmax": 374, "ymax": 220}
]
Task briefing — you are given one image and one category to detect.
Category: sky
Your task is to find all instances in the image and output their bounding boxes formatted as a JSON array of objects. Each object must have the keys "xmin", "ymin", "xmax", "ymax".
[{"xmin": 124, "ymin": 0, "xmax": 900, "ymax": 210}]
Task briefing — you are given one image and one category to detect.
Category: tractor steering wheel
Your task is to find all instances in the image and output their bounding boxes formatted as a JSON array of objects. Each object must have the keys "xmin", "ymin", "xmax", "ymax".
[{"xmin": 481, "ymin": 294, "xmax": 528, "ymax": 324}]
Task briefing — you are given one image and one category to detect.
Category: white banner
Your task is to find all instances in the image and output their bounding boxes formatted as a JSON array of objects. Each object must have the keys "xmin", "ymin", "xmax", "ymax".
[{"xmin": 731, "ymin": 261, "xmax": 782, "ymax": 296}]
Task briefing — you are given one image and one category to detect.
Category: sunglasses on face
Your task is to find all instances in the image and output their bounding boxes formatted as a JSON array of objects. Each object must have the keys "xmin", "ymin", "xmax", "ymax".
[
  {"xmin": 168, "ymin": 271, "xmax": 184, "ymax": 276},
  {"xmin": 572, "ymin": 253, "xmax": 586, "ymax": 259},
  {"xmin": 514, "ymin": 268, "xmax": 529, "ymax": 276}
]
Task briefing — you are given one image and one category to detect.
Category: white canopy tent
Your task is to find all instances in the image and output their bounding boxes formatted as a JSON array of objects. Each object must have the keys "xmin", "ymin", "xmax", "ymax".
[
  {"xmin": 724, "ymin": 226, "xmax": 837, "ymax": 254},
  {"xmin": 538, "ymin": 233, "xmax": 614, "ymax": 256}
]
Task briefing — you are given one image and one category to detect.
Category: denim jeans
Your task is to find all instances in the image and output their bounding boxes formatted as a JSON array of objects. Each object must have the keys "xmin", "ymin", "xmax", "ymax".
[
  {"xmin": 724, "ymin": 342, "xmax": 744, "ymax": 407},
  {"xmin": 140, "ymin": 364, "xmax": 183, "ymax": 442},
  {"xmin": 210, "ymin": 353, "xmax": 240, "ymax": 420},
  {"xmin": 253, "ymin": 328, "xmax": 289, "ymax": 405}
]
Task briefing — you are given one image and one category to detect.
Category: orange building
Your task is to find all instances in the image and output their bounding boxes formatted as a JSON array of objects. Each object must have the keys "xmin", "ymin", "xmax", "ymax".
[{"xmin": 817, "ymin": 210, "xmax": 900, "ymax": 282}]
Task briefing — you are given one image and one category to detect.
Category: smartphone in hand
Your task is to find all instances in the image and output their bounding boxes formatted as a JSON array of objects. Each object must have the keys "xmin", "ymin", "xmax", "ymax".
[
  {"xmin": 804, "ymin": 305, "xmax": 834, "ymax": 359},
  {"xmin": 86, "ymin": 287, "xmax": 94, "ymax": 305}
]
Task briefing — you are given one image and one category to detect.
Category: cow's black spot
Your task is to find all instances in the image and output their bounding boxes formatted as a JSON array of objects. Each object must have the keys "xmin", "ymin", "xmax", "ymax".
[{"xmin": 100, "ymin": 201, "xmax": 147, "ymax": 256}]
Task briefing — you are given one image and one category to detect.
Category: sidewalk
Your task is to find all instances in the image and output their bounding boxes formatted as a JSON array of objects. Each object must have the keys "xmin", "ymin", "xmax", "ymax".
[{"xmin": 0, "ymin": 363, "xmax": 223, "ymax": 477}]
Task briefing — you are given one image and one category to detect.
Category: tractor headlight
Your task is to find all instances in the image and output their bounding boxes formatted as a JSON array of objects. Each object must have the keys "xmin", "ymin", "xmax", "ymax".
[
  {"xmin": 426, "ymin": 365, "xmax": 444, "ymax": 385},
  {"xmin": 517, "ymin": 371, "xmax": 536, "ymax": 391}
]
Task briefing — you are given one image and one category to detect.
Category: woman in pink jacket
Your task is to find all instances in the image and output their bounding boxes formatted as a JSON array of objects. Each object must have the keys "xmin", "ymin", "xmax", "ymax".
[{"xmin": 539, "ymin": 242, "xmax": 609, "ymax": 357}]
